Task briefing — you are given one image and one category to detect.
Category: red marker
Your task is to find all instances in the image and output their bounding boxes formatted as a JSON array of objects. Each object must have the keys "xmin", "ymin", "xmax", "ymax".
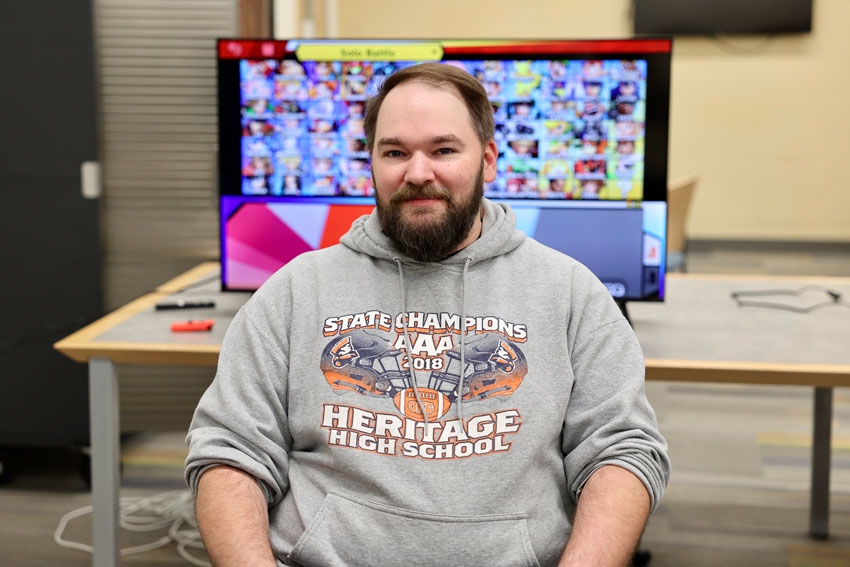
[{"xmin": 171, "ymin": 319, "xmax": 214, "ymax": 332}]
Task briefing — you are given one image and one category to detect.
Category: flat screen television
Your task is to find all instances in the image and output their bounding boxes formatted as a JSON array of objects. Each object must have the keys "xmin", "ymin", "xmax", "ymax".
[
  {"xmin": 217, "ymin": 38, "xmax": 672, "ymax": 302},
  {"xmin": 634, "ymin": 0, "xmax": 813, "ymax": 36}
]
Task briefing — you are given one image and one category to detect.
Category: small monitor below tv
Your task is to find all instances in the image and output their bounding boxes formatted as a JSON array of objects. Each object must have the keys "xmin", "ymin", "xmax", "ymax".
[{"xmin": 217, "ymin": 38, "xmax": 672, "ymax": 301}]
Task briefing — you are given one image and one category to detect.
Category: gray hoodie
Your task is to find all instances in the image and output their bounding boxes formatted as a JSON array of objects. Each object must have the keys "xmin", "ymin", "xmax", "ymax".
[{"xmin": 185, "ymin": 198, "xmax": 670, "ymax": 567}]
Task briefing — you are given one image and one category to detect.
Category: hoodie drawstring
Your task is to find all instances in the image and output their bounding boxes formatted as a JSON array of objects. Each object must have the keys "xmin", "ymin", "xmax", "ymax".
[
  {"xmin": 395, "ymin": 258, "xmax": 430, "ymax": 427},
  {"xmin": 457, "ymin": 257, "xmax": 472, "ymax": 425},
  {"xmin": 394, "ymin": 257, "xmax": 473, "ymax": 428}
]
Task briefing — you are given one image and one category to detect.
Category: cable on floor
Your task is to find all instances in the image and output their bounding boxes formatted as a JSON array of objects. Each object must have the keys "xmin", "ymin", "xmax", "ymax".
[{"xmin": 54, "ymin": 489, "xmax": 211, "ymax": 567}]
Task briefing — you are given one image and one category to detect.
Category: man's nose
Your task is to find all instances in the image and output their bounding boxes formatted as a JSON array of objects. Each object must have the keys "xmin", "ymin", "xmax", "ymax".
[{"xmin": 403, "ymin": 152, "xmax": 436, "ymax": 186}]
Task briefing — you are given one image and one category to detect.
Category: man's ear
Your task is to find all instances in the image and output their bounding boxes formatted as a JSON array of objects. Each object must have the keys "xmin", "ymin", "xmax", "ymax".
[{"xmin": 483, "ymin": 139, "xmax": 498, "ymax": 183}]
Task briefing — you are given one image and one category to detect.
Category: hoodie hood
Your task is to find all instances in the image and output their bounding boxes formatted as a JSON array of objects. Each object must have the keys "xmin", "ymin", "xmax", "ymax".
[
  {"xmin": 340, "ymin": 198, "xmax": 526, "ymax": 266},
  {"xmin": 339, "ymin": 197, "xmax": 526, "ymax": 427}
]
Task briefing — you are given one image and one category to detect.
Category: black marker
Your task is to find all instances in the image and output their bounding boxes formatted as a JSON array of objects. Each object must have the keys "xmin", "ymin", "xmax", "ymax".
[{"xmin": 155, "ymin": 300, "xmax": 216, "ymax": 310}]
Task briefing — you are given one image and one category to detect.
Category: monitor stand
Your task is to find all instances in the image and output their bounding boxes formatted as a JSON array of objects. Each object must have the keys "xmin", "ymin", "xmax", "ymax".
[{"xmin": 616, "ymin": 299, "xmax": 632, "ymax": 326}]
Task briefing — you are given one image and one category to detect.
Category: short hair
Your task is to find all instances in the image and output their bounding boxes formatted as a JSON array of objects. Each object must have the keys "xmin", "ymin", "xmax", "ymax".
[{"xmin": 364, "ymin": 62, "xmax": 495, "ymax": 152}]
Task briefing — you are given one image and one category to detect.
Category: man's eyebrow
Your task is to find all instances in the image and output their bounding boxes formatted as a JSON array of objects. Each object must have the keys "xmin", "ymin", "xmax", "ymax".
[
  {"xmin": 375, "ymin": 135, "xmax": 466, "ymax": 148},
  {"xmin": 376, "ymin": 137, "xmax": 402, "ymax": 148},
  {"xmin": 428, "ymin": 135, "xmax": 465, "ymax": 146}
]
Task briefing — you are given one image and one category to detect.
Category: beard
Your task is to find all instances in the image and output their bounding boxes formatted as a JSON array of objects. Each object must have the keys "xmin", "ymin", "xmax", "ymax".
[{"xmin": 375, "ymin": 164, "xmax": 485, "ymax": 263}]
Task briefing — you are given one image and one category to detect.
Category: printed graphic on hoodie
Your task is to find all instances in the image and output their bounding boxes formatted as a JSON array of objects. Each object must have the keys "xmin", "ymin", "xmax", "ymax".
[{"xmin": 319, "ymin": 310, "xmax": 528, "ymax": 459}]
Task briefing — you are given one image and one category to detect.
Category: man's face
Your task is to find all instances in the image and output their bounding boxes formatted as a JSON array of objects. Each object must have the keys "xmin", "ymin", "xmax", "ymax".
[{"xmin": 370, "ymin": 81, "xmax": 497, "ymax": 262}]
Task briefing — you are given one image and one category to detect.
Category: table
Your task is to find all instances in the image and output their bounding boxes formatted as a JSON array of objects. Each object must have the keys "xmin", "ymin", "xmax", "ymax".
[
  {"xmin": 55, "ymin": 263, "xmax": 243, "ymax": 567},
  {"xmin": 55, "ymin": 266, "xmax": 850, "ymax": 566},
  {"xmin": 631, "ymin": 273, "xmax": 850, "ymax": 540}
]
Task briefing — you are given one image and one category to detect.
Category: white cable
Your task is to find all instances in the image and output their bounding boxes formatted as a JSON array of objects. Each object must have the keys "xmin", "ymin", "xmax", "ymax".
[
  {"xmin": 54, "ymin": 505, "xmax": 96, "ymax": 554},
  {"xmin": 54, "ymin": 489, "xmax": 211, "ymax": 566}
]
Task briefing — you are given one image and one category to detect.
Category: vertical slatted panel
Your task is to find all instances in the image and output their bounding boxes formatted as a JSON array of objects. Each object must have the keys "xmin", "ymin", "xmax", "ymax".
[
  {"xmin": 96, "ymin": 0, "xmax": 236, "ymax": 309},
  {"xmin": 93, "ymin": 0, "xmax": 237, "ymax": 431}
]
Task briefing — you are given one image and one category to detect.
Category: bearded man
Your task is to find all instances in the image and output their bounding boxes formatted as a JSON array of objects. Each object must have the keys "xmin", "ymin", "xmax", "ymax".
[{"xmin": 186, "ymin": 63, "xmax": 669, "ymax": 567}]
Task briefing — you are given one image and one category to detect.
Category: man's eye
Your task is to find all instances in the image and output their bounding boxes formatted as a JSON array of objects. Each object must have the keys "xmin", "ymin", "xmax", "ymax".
[
  {"xmin": 436, "ymin": 148, "xmax": 455, "ymax": 155},
  {"xmin": 384, "ymin": 150, "xmax": 403, "ymax": 158}
]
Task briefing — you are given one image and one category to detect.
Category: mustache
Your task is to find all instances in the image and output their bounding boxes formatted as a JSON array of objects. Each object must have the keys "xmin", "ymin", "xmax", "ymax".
[{"xmin": 389, "ymin": 183, "xmax": 452, "ymax": 205}]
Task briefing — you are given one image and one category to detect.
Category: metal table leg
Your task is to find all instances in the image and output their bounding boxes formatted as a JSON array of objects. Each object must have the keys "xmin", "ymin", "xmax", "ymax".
[
  {"xmin": 810, "ymin": 386, "xmax": 833, "ymax": 540},
  {"xmin": 89, "ymin": 357, "xmax": 120, "ymax": 566}
]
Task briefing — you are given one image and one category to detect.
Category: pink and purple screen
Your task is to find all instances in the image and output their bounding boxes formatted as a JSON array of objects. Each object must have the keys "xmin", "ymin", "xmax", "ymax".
[{"xmin": 221, "ymin": 196, "xmax": 373, "ymax": 290}]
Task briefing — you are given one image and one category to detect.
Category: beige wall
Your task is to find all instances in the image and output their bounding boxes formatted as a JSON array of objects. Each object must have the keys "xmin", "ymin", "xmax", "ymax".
[{"xmin": 319, "ymin": 0, "xmax": 850, "ymax": 241}]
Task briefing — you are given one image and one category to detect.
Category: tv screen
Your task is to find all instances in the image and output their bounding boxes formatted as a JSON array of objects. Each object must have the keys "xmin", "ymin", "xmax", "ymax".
[{"xmin": 217, "ymin": 38, "xmax": 672, "ymax": 301}]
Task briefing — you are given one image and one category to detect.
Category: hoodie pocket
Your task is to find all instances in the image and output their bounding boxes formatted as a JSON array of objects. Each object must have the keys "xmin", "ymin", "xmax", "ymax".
[{"xmin": 288, "ymin": 492, "xmax": 542, "ymax": 567}]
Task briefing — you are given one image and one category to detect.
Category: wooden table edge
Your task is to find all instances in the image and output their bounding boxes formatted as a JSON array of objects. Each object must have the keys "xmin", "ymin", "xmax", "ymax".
[
  {"xmin": 646, "ymin": 358, "xmax": 850, "ymax": 387},
  {"xmin": 667, "ymin": 273, "xmax": 850, "ymax": 284},
  {"xmin": 155, "ymin": 261, "xmax": 220, "ymax": 293},
  {"xmin": 55, "ymin": 341, "xmax": 221, "ymax": 367},
  {"xmin": 55, "ymin": 262, "xmax": 222, "ymax": 363}
]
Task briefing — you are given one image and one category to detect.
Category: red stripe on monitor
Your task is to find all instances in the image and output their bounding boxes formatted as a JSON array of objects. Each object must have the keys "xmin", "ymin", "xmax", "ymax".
[
  {"xmin": 219, "ymin": 39, "xmax": 672, "ymax": 60},
  {"xmin": 219, "ymin": 40, "xmax": 291, "ymax": 59},
  {"xmin": 442, "ymin": 39, "xmax": 672, "ymax": 55},
  {"xmin": 320, "ymin": 205, "xmax": 375, "ymax": 249}
]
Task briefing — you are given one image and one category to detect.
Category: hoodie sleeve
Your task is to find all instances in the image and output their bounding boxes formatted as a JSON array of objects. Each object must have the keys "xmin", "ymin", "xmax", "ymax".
[
  {"xmin": 561, "ymin": 278, "xmax": 670, "ymax": 512},
  {"xmin": 185, "ymin": 306, "xmax": 292, "ymax": 506}
]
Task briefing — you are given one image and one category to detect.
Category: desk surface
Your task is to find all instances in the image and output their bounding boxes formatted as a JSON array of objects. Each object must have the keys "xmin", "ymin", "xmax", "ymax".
[
  {"xmin": 633, "ymin": 274, "xmax": 850, "ymax": 386},
  {"xmin": 55, "ymin": 265, "xmax": 850, "ymax": 386},
  {"xmin": 55, "ymin": 262, "xmax": 244, "ymax": 366}
]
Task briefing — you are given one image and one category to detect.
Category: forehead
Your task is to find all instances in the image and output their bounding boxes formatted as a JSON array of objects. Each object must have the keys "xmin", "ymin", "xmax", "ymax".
[{"xmin": 375, "ymin": 80, "xmax": 477, "ymax": 141}]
